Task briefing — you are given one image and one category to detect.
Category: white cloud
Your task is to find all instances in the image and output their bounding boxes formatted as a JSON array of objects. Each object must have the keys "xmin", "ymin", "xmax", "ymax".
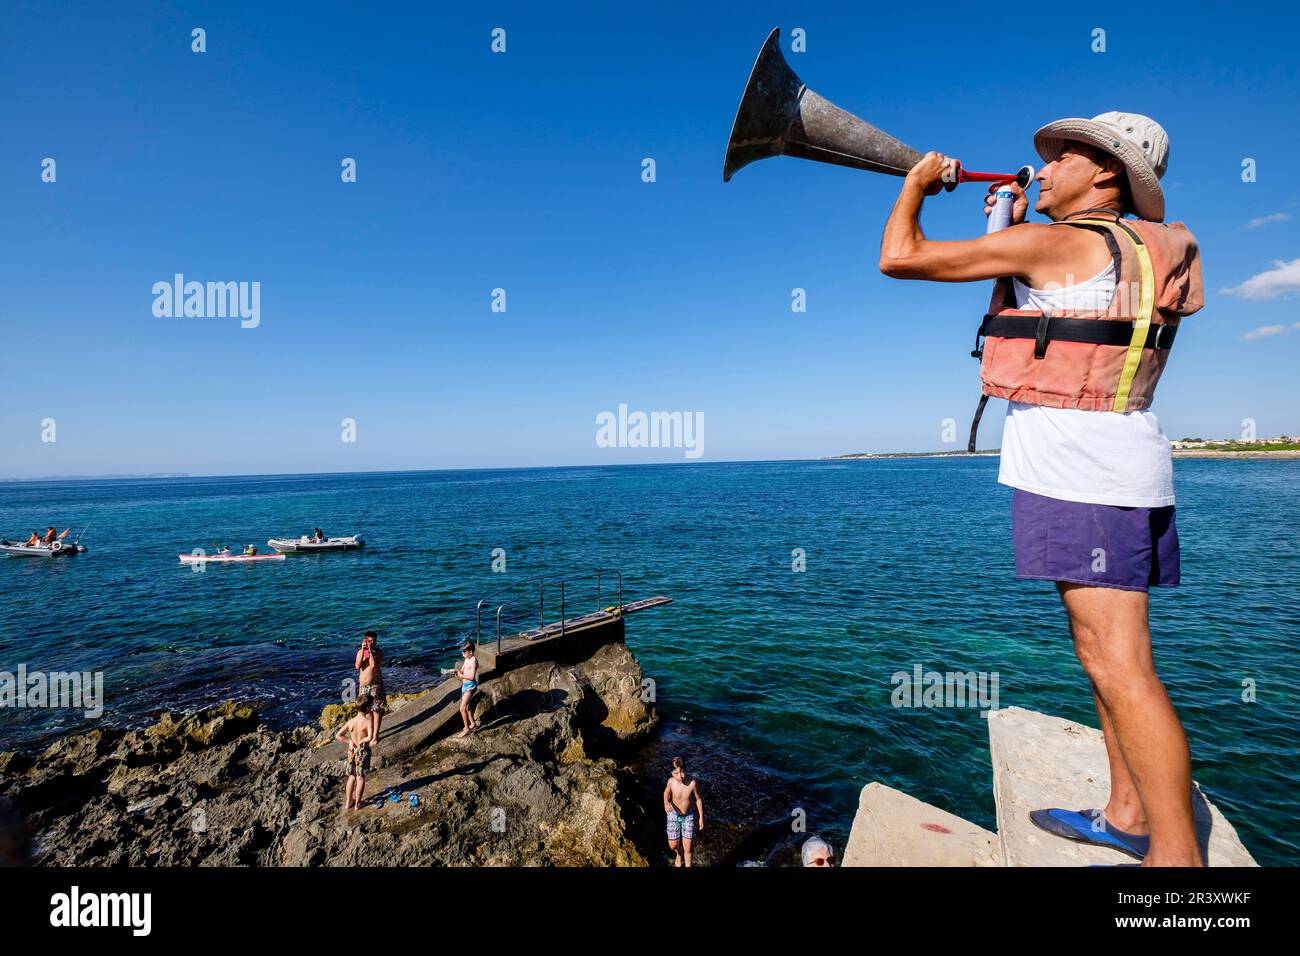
[
  {"xmin": 1244, "ymin": 212, "xmax": 1291, "ymax": 229},
  {"xmin": 1222, "ymin": 258, "xmax": 1300, "ymax": 299},
  {"xmin": 1242, "ymin": 325, "xmax": 1287, "ymax": 340}
]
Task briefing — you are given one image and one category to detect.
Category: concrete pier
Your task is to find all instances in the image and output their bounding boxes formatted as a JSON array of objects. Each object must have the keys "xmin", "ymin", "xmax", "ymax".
[{"xmin": 843, "ymin": 706, "xmax": 1257, "ymax": 867}]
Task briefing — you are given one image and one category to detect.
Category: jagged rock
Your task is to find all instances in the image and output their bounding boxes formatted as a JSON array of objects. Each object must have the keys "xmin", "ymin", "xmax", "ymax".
[
  {"xmin": 318, "ymin": 688, "xmax": 435, "ymax": 734},
  {"xmin": 317, "ymin": 702, "xmax": 355, "ymax": 733},
  {"xmin": 125, "ymin": 794, "xmax": 170, "ymax": 814},
  {"xmin": 0, "ymin": 751, "xmax": 35, "ymax": 776},
  {"xmin": 579, "ymin": 640, "xmax": 656, "ymax": 738},
  {"xmin": 4, "ymin": 633, "xmax": 658, "ymax": 867},
  {"xmin": 0, "ymin": 797, "xmax": 32, "ymax": 866},
  {"xmin": 145, "ymin": 700, "xmax": 258, "ymax": 750}
]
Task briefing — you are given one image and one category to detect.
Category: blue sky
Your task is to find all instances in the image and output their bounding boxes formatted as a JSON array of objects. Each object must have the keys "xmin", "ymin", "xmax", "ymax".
[{"xmin": 2, "ymin": 0, "xmax": 1297, "ymax": 477}]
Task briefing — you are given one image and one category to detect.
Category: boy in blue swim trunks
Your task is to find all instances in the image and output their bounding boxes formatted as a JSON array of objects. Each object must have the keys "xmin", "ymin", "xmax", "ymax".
[
  {"xmin": 663, "ymin": 756, "xmax": 704, "ymax": 867},
  {"xmin": 454, "ymin": 641, "xmax": 480, "ymax": 738}
]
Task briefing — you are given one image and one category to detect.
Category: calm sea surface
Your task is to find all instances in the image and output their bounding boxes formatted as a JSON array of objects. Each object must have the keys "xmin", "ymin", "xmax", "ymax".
[{"xmin": 1, "ymin": 459, "xmax": 1296, "ymax": 864}]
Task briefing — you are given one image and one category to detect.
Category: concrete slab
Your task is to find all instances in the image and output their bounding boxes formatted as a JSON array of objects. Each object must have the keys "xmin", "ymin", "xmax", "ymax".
[
  {"xmin": 842, "ymin": 782, "xmax": 1001, "ymax": 867},
  {"xmin": 988, "ymin": 706, "xmax": 1257, "ymax": 867}
]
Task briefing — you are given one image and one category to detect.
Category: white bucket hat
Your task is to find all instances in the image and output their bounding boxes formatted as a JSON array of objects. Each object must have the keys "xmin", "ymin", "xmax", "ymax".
[{"xmin": 1033, "ymin": 111, "xmax": 1169, "ymax": 222}]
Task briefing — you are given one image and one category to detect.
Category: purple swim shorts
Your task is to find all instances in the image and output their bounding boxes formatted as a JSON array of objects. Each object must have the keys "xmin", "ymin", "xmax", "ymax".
[{"xmin": 1011, "ymin": 489, "xmax": 1180, "ymax": 592}]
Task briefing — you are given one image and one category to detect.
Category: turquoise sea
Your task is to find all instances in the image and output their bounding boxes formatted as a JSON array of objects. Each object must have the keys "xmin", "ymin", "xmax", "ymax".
[{"xmin": 1, "ymin": 459, "xmax": 1297, "ymax": 865}]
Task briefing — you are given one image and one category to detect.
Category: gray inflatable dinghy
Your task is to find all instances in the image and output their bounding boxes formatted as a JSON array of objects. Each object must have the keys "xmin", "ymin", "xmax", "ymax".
[
  {"xmin": 0, "ymin": 539, "xmax": 87, "ymax": 557},
  {"xmin": 267, "ymin": 534, "xmax": 365, "ymax": 553}
]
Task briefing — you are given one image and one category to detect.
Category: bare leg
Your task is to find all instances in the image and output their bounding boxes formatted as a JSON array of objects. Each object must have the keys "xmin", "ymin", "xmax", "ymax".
[
  {"xmin": 456, "ymin": 696, "xmax": 471, "ymax": 737},
  {"xmin": 356, "ymin": 774, "xmax": 366, "ymax": 807},
  {"xmin": 1089, "ymin": 684, "xmax": 1147, "ymax": 834},
  {"xmin": 669, "ymin": 838, "xmax": 682, "ymax": 867},
  {"xmin": 1057, "ymin": 583, "xmax": 1202, "ymax": 866},
  {"xmin": 682, "ymin": 836, "xmax": 694, "ymax": 867},
  {"xmin": 344, "ymin": 775, "xmax": 356, "ymax": 812}
]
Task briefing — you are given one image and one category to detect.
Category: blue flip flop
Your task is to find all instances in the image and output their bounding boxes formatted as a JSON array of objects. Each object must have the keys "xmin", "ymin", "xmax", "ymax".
[{"xmin": 1030, "ymin": 808, "xmax": 1150, "ymax": 860}]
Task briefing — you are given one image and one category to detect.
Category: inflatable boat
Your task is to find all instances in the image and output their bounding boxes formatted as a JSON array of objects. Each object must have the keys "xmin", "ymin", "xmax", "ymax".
[
  {"xmin": 0, "ymin": 539, "xmax": 87, "ymax": 557},
  {"xmin": 267, "ymin": 534, "xmax": 365, "ymax": 553}
]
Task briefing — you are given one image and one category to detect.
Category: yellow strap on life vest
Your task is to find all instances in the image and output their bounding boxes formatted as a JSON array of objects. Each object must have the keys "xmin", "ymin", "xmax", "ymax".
[{"xmin": 1068, "ymin": 218, "xmax": 1156, "ymax": 412}]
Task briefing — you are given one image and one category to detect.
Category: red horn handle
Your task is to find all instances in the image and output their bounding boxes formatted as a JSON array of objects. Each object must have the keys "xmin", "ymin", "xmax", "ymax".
[{"xmin": 957, "ymin": 163, "xmax": 1035, "ymax": 189}]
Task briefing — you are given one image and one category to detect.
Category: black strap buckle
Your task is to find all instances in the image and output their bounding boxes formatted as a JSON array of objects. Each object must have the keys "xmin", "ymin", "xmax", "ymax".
[
  {"xmin": 971, "ymin": 317, "xmax": 989, "ymax": 359},
  {"xmin": 1034, "ymin": 314, "xmax": 1050, "ymax": 359}
]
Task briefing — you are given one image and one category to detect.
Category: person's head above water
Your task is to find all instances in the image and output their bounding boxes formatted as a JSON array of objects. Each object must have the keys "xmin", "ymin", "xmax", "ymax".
[
  {"xmin": 1031, "ymin": 111, "xmax": 1169, "ymax": 222},
  {"xmin": 801, "ymin": 835, "xmax": 835, "ymax": 867}
]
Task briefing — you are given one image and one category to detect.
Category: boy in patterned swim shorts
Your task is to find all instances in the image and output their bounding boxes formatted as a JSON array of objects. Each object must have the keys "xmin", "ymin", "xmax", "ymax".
[
  {"xmin": 663, "ymin": 756, "xmax": 704, "ymax": 867},
  {"xmin": 336, "ymin": 695, "xmax": 375, "ymax": 811}
]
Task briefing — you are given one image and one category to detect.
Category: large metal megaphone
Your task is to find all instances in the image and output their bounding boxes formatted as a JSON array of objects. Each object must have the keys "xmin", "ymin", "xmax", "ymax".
[{"xmin": 723, "ymin": 28, "xmax": 1031, "ymax": 188}]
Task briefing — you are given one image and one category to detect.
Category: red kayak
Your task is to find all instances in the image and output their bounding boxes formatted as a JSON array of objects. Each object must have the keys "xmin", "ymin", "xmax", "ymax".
[{"xmin": 178, "ymin": 552, "xmax": 286, "ymax": 564}]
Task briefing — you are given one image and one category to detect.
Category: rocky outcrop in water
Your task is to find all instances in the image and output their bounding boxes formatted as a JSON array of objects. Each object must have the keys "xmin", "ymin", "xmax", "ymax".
[{"xmin": 0, "ymin": 639, "xmax": 658, "ymax": 866}]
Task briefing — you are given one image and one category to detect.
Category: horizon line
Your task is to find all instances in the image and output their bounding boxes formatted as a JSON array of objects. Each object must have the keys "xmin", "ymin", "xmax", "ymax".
[{"xmin": 0, "ymin": 454, "xmax": 985, "ymax": 484}]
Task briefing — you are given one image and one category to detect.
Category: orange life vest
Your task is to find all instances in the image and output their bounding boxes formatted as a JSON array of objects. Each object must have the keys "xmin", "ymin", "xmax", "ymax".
[{"xmin": 967, "ymin": 209, "xmax": 1203, "ymax": 451}]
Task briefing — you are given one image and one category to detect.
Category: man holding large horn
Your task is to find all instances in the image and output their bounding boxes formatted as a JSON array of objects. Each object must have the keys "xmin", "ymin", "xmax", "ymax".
[{"xmin": 879, "ymin": 113, "xmax": 1205, "ymax": 867}]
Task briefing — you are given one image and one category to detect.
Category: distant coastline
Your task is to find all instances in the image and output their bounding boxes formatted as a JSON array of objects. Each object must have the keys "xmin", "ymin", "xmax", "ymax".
[
  {"xmin": 1171, "ymin": 449, "xmax": 1300, "ymax": 459},
  {"xmin": 828, "ymin": 451, "xmax": 1000, "ymax": 460},
  {"xmin": 0, "ymin": 473, "xmax": 190, "ymax": 483},
  {"xmin": 830, "ymin": 450, "xmax": 1300, "ymax": 460},
  {"xmin": 832, "ymin": 441, "xmax": 1300, "ymax": 461}
]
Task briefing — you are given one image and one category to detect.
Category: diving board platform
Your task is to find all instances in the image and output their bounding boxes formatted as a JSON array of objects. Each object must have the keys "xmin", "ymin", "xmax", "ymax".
[{"xmin": 511, "ymin": 596, "xmax": 673, "ymax": 642}]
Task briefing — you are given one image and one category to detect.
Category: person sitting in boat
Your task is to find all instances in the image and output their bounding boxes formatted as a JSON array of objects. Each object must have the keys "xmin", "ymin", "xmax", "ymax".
[
  {"xmin": 42, "ymin": 527, "xmax": 58, "ymax": 544},
  {"xmin": 25, "ymin": 532, "xmax": 39, "ymax": 547},
  {"xmin": 243, "ymin": 544, "xmax": 258, "ymax": 556},
  {"xmin": 214, "ymin": 543, "xmax": 232, "ymax": 557},
  {"xmin": 311, "ymin": 528, "xmax": 325, "ymax": 543}
]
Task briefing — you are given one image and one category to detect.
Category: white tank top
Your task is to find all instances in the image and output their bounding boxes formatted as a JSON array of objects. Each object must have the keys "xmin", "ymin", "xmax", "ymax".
[{"xmin": 996, "ymin": 261, "xmax": 1175, "ymax": 507}]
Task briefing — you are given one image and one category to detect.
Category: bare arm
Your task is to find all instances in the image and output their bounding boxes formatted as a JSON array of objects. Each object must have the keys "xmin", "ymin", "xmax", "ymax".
[
  {"xmin": 354, "ymin": 649, "xmax": 365, "ymax": 670},
  {"xmin": 692, "ymin": 783, "xmax": 704, "ymax": 828},
  {"xmin": 663, "ymin": 782, "xmax": 673, "ymax": 814},
  {"xmin": 878, "ymin": 151, "xmax": 1068, "ymax": 284}
]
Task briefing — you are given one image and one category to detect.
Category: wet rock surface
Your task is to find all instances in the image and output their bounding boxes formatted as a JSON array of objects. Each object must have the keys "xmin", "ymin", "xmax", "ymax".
[{"xmin": 0, "ymin": 641, "xmax": 661, "ymax": 866}]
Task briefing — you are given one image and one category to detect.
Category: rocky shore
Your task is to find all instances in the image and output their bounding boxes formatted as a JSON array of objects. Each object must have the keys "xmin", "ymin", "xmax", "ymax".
[{"xmin": 0, "ymin": 636, "xmax": 665, "ymax": 866}]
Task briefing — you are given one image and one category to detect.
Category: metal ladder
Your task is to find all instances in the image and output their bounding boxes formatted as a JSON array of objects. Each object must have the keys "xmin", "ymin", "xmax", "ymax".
[{"xmin": 474, "ymin": 569, "xmax": 624, "ymax": 654}]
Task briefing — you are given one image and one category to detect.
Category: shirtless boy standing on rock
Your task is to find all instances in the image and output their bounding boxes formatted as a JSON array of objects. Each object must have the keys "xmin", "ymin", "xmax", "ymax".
[
  {"xmin": 336, "ymin": 696, "xmax": 375, "ymax": 812},
  {"xmin": 663, "ymin": 756, "xmax": 704, "ymax": 867}
]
